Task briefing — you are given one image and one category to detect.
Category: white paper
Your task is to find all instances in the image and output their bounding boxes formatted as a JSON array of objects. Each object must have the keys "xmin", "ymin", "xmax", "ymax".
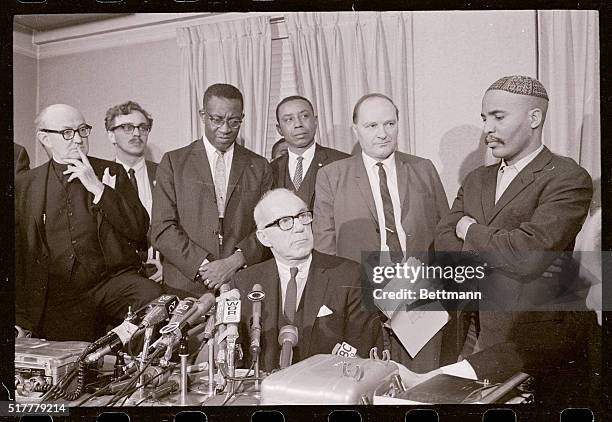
[{"xmin": 389, "ymin": 301, "xmax": 449, "ymax": 358}]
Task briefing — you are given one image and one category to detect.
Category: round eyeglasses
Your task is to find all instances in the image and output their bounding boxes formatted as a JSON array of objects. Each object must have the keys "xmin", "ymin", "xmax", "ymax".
[
  {"xmin": 199, "ymin": 110, "xmax": 243, "ymax": 129},
  {"xmin": 264, "ymin": 211, "xmax": 313, "ymax": 231},
  {"xmin": 39, "ymin": 124, "xmax": 92, "ymax": 141},
  {"xmin": 111, "ymin": 123, "xmax": 151, "ymax": 135}
]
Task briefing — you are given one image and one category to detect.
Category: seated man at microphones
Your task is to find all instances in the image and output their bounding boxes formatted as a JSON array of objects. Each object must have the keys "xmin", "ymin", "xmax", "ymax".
[{"xmin": 231, "ymin": 188, "xmax": 383, "ymax": 372}]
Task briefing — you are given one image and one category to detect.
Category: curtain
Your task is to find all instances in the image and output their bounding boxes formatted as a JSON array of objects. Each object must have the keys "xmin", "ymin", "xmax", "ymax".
[
  {"xmin": 538, "ymin": 10, "xmax": 600, "ymax": 182},
  {"xmin": 177, "ymin": 16, "xmax": 272, "ymax": 155},
  {"xmin": 285, "ymin": 12, "xmax": 415, "ymax": 154}
]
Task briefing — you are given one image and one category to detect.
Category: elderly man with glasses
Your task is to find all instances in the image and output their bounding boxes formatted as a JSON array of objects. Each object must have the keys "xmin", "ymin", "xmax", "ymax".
[
  {"xmin": 15, "ymin": 104, "xmax": 163, "ymax": 341},
  {"xmin": 231, "ymin": 188, "xmax": 383, "ymax": 372},
  {"xmin": 151, "ymin": 83, "xmax": 273, "ymax": 298}
]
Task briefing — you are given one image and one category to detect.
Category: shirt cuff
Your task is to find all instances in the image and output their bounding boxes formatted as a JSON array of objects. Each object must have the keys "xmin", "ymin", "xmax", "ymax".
[
  {"xmin": 439, "ymin": 359, "xmax": 478, "ymax": 380},
  {"xmin": 92, "ymin": 186, "xmax": 105, "ymax": 204},
  {"xmin": 464, "ymin": 221, "xmax": 476, "ymax": 239}
]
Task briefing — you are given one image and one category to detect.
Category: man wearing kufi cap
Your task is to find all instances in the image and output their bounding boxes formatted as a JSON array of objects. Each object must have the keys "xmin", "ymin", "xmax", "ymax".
[{"xmin": 435, "ymin": 76, "xmax": 593, "ymax": 388}]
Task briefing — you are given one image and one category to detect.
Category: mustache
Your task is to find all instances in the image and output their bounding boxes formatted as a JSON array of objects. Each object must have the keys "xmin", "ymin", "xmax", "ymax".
[{"xmin": 485, "ymin": 135, "xmax": 503, "ymax": 144}]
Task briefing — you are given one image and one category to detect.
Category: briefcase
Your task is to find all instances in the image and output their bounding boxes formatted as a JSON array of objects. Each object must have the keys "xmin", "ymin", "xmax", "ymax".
[{"xmin": 260, "ymin": 353, "xmax": 399, "ymax": 405}]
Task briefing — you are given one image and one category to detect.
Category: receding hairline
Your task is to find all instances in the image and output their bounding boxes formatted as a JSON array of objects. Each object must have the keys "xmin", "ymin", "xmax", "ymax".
[
  {"xmin": 352, "ymin": 93, "xmax": 399, "ymax": 124},
  {"xmin": 35, "ymin": 104, "xmax": 83, "ymax": 129},
  {"xmin": 254, "ymin": 188, "xmax": 308, "ymax": 228}
]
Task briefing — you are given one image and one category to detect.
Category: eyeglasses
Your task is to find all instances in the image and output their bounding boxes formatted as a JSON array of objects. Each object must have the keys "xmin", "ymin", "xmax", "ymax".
[
  {"xmin": 264, "ymin": 211, "xmax": 313, "ymax": 231},
  {"xmin": 111, "ymin": 123, "xmax": 151, "ymax": 135},
  {"xmin": 39, "ymin": 124, "xmax": 92, "ymax": 141},
  {"xmin": 199, "ymin": 110, "xmax": 243, "ymax": 129}
]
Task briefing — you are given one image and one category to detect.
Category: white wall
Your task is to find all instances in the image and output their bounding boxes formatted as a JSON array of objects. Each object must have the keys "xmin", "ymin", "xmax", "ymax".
[
  {"xmin": 38, "ymin": 38, "xmax": 180, "ymax": 164},
  {"xmin": 413, "ymin": 11, "xmax": 537, "ymax": 204}
]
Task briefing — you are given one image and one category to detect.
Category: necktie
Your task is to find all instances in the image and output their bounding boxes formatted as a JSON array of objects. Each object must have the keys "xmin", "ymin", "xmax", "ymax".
[
  {"xmin": 128, "ymin": 168, "xmax": 138, "ymax": 193},
  {"xmin": 376, "ymin": 163, "xmax": 403, "ymax": 263},
  {"xmin": 495, "ymin": 164, "xmax": 518, "ymax": 203},
  {"xmin": 214, "ymin": 151, "xmax": 226, "ymax": 217},
  {"xmin": 293, "ymin": 156, "xmax": 304, "ymax": 191},
  {"xmin": 284, "ymin": 267, "xmax": 298, "ymax": 323}
]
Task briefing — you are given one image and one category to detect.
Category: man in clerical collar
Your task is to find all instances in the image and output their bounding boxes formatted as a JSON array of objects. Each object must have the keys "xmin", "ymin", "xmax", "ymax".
[{"xmin": 15, "ymin": 104, "xmax": 162, "ymax": 341}]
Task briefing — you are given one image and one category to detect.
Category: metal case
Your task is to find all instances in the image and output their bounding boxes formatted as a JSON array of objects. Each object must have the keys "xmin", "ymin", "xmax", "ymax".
[{"xmin": 260, "ymin": 353, "xmax": 399, "ymax": 405}]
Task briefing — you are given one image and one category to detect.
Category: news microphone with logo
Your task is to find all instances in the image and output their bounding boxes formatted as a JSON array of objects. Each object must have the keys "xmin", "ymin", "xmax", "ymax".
[
  {"xmin": 332, "ymin": 342, "xmax": 358, "ymax": 358},
  {"xmin": 247, "ymin": 284, "xmax": 265, "ymax": 361},
  {"xmin": 222, "ymin": 289, "xmax": 241, "ymax": 378},
  {"xmin": 278, "ymin": 325, "xmax": 298, "ymax": 369},
  {"xmin": 140, "ymin": 294, "xmax": 180, "ymax": 328}
]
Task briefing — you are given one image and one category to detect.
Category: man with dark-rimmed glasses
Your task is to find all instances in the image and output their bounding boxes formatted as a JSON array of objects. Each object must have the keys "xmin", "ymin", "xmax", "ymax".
[
  {"xmin": 106, "ymin": 100, "xmax": 162, "ymax": 283},
  {"xmin": 15, "ymin": 104, "xmax": 162, "ymax": 341},
  {"xmin": 230, "ymin": 188, "xmax": 382, "ymax": 372},
  {"xmin": 151, "ymin": 83, "xmax": 272, "ymax": 298}
]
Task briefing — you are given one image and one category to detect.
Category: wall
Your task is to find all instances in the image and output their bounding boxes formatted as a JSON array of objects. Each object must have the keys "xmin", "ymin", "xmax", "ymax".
[
  {"xmin": 412, "ymin": 11, "xmax": 537, "ymax": 204},
  {"xmin": 13, "ymin": 52, "xmax": 38, "ymax": 164},
  {"xmin": 37, "ymin": 38, "xmax": 180, "ymax": 164}
]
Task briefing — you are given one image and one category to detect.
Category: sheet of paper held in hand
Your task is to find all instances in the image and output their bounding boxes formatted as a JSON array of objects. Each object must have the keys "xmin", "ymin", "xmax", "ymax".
[{"xmin": 375, "ymin": 257, "xmax": 450, "ymax": 358}]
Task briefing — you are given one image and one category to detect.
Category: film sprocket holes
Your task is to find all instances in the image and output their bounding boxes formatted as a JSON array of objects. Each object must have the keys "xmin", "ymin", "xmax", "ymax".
[{"xmin": 8, "ymin": 6, "xmax": 606, "ymax": 422}]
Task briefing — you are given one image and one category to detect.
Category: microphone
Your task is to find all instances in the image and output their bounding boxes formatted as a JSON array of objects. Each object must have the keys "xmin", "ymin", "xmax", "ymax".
[
  {"xmin": 278, "ymin": 325, "xmax": 298, "ymax": 369},
  {"xmin": 247, "ymin": 284, "xmax": 265, "ymax": 361},
  {"xmin": 222, "ymin": 289, "xmax": 241, "ymax": 378},
  {"xmin": 84, "ymin": 319, "xmax": 141, "ymax": 364},
  {"xmin": 152, "ymin": 293, "xmax": 216, "ymax": 356},
  {"xmin": 215, "ymin": 284, "xmax": 231, "ymax": 366},
  {"xmin": 139, "ymin": 295, "xmax": 180, "ymax": 328}
]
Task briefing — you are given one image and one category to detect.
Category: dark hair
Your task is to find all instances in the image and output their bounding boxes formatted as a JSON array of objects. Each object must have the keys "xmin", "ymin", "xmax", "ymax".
[
  {"xmin": 105, "ymin": 101, "xmax": 153, "ymax": 131},
  {"xmin": 275, "ymin": 95, "xmax": 315, "ymax": 123},
  {"xmin": 352, "ymin": 93, "xmax": 399, "ymax": 124},
  {"xmin": 203, "ymin": 83, "xmax": 244, "ymax": 110}
]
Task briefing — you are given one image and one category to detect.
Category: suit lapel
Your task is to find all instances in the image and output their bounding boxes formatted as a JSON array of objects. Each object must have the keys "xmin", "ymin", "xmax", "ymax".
[
  {"xmin": 146, "ymin": 160, "xmax": 157, "ymax": 190},
  {"xmin": 396, "ymin": 156, "xmax": 410, "ymax": 222},
  {"xmin": 353, "ymin": 157, "xmax": 379, "ymax": 223},
  {"xmin": 226, "ymin": 144, "xmax": 248, "ymax": 205},
  {"xmin": 482, "ymin": 165, "xmax": 499, "ymax": 223},
  {"xmin": 300, "ymin": 251, "xmax": 331, "ymax": 357},
  {"xmin": 190, "ymin": 140, "xmax": 216, "ymax": 198},
  {"xmin": 486, "ymin": 147, "xmax": 552, "ymax": 224},
  {"xmin": 30, "ymin": 164, "xmax": 51, "ymax": 257}
]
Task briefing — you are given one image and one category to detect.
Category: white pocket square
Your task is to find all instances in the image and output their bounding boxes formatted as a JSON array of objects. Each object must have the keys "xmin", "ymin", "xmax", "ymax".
[
  {"xmin": 102, "ymin": 167, "xmax": 116, "ymax": 189},
  {"xmin": 317, "ymin": 305, "xmax": 333, "ymax": 317}
]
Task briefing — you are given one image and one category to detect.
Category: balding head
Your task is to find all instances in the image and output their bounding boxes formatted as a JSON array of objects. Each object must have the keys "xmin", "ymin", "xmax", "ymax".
[
  {"xmin": 254, "ymin": 188, "xmax": 313, "ymax": 265},
  {"xmin": 35, "ymin": 104, "xmax": 90, "ymax": 163}
]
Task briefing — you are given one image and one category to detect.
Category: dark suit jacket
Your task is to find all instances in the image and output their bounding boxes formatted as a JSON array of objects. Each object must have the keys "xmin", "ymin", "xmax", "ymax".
[
  {"xmin": 14, "ymin": 143, "xmax": 30, "ymax": 175},
  {"xmin": 15, "ymin": 157, "xmax": 149, "ymax": 332},
  {"xmin": 271, "ymin": 143, "xmax": 349, "ymax": 210},
  {"xmin": 145, "ymin": 160, "xmax": 157, "ymax": 190},
  {"xmin": 151, "ymin": 140, "xmax": 273, "ymax": 296},
  {"xmin": 232, "ymin": 250, "xmax": 383, "ymax": 372},
  {"xmin": 313, "ymin": 152, "xmax": 450, "ymax": 264},
  {"xmin": 435, "ymin": 146, "xmax": 593, "ymax": 381}
]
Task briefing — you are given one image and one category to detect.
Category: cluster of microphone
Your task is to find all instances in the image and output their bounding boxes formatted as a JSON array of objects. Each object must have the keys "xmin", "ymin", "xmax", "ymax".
[{"xmin": 69, "ymin": 282, "xmax": 291, "ymax": 403}]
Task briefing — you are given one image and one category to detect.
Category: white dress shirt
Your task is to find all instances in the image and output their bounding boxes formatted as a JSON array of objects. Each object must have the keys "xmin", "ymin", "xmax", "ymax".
[
  {"xmin": 203, "ymin": 135, "xmax": 234, "ymax": 194},
  {"xmin": 288, "ymin": 143, "xmax": 316, "ymax": 181},
  {"xmin": 117, "ymin": 157, "xmax": 154, "ymax": 260},
  {"xmin": 275, "ymin": 254, "xmax": 313, "ymax": 314},
  {"xmin": 495, "ymin": 144, "xmax": 544, "ymax": 202},
  {"xmin": 361, "ymin": 152, "xmax": 407, "ymax": 254}
]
